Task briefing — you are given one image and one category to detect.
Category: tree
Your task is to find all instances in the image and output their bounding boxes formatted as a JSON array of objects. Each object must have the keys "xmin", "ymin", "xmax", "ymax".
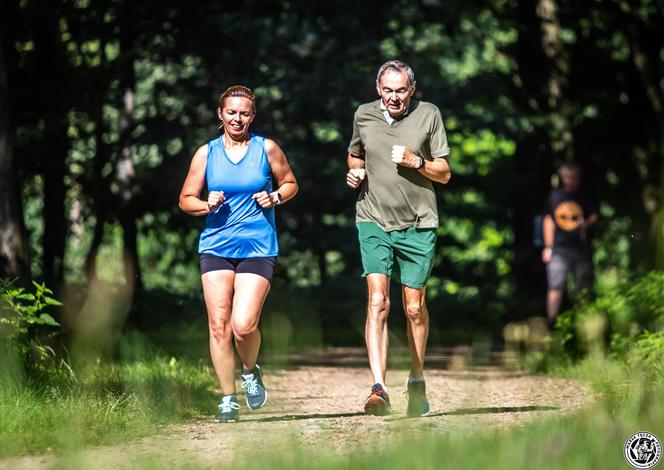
[{"xmin": 0, "ymin": 4, "xmax": 29, "ymax": 280}]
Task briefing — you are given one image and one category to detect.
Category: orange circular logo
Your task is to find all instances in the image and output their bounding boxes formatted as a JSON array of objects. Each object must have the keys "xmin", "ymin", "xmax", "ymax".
[{"xmin": 554, "ymin": 201, "xmax": 584, "ymax": 231}]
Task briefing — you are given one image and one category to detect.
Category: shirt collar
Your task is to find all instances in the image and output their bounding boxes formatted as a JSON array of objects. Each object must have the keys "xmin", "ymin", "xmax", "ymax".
[{"xmin": 380, "ymin": 100, "xmax": 410, "ymax": 125}]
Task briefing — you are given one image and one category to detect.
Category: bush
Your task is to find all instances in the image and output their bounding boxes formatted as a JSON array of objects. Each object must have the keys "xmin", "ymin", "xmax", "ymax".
[
  {"xmin": 530, "ymin": 271, "xmax": 664, "ymax": 371},
  {"xmin": 0, "ymin": 279, "xmax": 65, "ymax": 379}
]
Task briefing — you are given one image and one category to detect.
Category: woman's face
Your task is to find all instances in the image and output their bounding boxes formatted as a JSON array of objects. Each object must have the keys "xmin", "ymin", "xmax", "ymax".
[{"xmin": 218, "ymin": 96, "xmax": 255, "ymax": 139}]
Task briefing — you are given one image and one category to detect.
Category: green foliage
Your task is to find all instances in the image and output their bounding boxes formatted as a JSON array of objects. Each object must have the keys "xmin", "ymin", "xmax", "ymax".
[
  {"xmin": 529, "ymin": 271, "xmax": 664, "ymax": 371},
  {"xmin": 0, "ymin": 279, "xmax": 63, "ymax": 374}
]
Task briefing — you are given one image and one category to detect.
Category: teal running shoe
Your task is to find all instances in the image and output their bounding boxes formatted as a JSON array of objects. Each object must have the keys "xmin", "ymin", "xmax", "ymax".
[
  {"xmin": 406, "ymin": 378, "xmax": 430, "ymax": 417},
  {"xmin": 241, "ymin": 365, "xmax": 268, "ymax": 410},
  {"xmin": 215, "ymin": 395, "xmax": 240, "ymax": 423}
]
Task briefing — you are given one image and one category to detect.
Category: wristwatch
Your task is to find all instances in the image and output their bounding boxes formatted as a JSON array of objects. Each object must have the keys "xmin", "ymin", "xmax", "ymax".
[
  {"xmin": 416, "ymin": 156, "xmax": 425, "ymax": 169},
  {"xmin": 274, "ymin": 191, "xmax": 283, "ymax": 205}
]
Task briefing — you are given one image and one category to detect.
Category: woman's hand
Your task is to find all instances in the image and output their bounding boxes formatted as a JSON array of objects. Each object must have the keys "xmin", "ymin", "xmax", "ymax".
[
  {"xmin": 207, "ymin": 191, "xmax": 225, "ymax": 212},
  {"xmin": 252, "ymin": 191, "xmax": 280, "ymax": 208}
]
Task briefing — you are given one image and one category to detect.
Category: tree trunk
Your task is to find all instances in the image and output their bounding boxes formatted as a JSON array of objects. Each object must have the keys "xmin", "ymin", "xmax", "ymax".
[
  {"xmin": 85, "ymin": 40, "xmax": 111, "ymax": 283},
  {"xmin": 0, "ymin": 8, "xmax": 29, "ymax": 280},
  {"xmin": 117, "ymin": 5, "xmax": 142, "ymax": 293},
  {"xmin": 33, "ymin": 4, "xmax": 69, "ymax": 287},
  {"xmin": 536, "ymin": 0, "xmax": 573, "ymax": 161},
  {"xmin": 615, "ymin": 0, "xmax": 664, "ymax": 270},
  {"xmin": 41, "ymin": 127, "xmax": 68, "ymax": 286}
]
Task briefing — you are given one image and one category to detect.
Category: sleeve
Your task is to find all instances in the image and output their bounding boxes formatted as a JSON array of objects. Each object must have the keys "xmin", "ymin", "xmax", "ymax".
[
  {"xmin": 547, "ymin": 191, "xmax": 556, "ymax": 217},
  {"xmin": 429, "ymin": 106, "xmax": 450, "ymax": 159},
  {"xmin": 347, "ymin": 110, "xmax": 365, "ymax": 157}
]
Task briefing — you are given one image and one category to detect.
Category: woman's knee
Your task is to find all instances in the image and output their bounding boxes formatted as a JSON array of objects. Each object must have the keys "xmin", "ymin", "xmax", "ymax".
[
  {"xmin": 232, "ymin": 318, "xmax": 258, "ymax": 340},
  {"xmin": 208, "ymin": 314, "xmax": 233, "ymax": 342}
]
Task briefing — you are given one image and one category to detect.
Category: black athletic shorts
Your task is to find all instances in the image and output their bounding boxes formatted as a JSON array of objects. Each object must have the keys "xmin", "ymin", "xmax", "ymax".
[{"xmin": 199, "ymin": 254, "xmax": 277, "ymax": 282}]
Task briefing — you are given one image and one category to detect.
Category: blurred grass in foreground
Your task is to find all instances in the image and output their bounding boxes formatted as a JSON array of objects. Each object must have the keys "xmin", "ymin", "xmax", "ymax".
[{"xmin": 0, "ymin": 351, "xmax": 215, "ymax": 457}]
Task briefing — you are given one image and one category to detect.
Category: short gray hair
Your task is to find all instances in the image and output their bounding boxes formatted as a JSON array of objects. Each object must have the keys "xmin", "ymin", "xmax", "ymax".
[{"xmin": 376, "ymin": 60, "xmax": 415, "ymax": 87}]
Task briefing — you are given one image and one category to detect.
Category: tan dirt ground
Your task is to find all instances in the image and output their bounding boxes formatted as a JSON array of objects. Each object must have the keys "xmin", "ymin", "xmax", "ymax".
[{"xmin": 1, "ymin": 347, "xmax": 594, "ymax": 469}]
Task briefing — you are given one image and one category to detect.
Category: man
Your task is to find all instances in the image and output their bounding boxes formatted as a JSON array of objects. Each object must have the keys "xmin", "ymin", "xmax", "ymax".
[
  {"xmin": 345, "ymin": 60, "xmax": 451, "ymax": 417},
  {"xmin": 542, "ymin": 162, "xmax": 598, "ymax": 327}
]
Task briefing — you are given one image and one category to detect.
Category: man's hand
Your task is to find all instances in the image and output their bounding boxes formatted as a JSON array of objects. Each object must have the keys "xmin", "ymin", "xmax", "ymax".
[
  {"xmin": 541, "ymin": 246, "xmax": 553, "ymax": 264},
  {"xmin": 346, "ymin": 168, "xmax": 366, "ymax": 189},
  {"xmin": 391, "ymin": 145, "xmax": 422, "ymax": 168},
  {"xmin": 207, "ymin": 191, "xmax": 225, "ymax": 212},
  {"xmin": 252, "ymin": 191, "xmax": 280, "ymax": 208}
]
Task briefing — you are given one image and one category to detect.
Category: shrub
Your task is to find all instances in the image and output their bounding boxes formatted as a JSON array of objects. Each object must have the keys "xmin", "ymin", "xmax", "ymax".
[{"xmin": 0, "ymin": 279, "xmax": 65, "ymax": 378}]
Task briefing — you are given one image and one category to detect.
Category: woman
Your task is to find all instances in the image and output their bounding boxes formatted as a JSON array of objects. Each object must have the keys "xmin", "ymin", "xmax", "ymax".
[{"xmin": 179, "ymin": 85, "xmax": 298, "ymax": 422}]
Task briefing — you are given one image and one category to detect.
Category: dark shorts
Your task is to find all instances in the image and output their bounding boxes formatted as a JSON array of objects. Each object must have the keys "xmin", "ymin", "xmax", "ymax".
[
  {"xmin": 546, "ymin": 252, "xmax": 593, "ymax": 292},
  {"xmin": 200, "ymin": 254, "xmax": 277, "ymax": 282}
]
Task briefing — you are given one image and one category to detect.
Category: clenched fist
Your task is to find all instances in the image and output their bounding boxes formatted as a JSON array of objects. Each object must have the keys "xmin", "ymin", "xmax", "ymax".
[
  {"xmin": 207, "ymin": 191, "xmax": 225, "ymax": 212},
  {"xmin": 391, "ymin": 145, "xmax": 423, "ymax": 169},
  {"xmin": 252, "ymin": 191, "xmax": 280, "ymax": 208},
  {"xmin": 346, "ymin": 168, "xmax": 366, "ymax": 189}
]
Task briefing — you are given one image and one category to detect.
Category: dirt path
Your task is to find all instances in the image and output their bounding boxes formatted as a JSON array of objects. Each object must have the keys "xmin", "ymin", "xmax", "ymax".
[{"xmin": 2, "ymin": 348, "xmax": 594, "ymax": 469}]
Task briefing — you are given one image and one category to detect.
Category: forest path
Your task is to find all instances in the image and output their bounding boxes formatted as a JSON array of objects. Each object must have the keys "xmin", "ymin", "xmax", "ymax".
[{"xmin": 3, "ymin": 348, "xmax": 593, "ymax": 469}]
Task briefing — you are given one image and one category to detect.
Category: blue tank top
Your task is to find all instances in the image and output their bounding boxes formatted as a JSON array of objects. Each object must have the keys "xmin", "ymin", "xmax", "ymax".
[{"xmin": 198, "ymin": 134, "xmax": 278, "ymax": 258}]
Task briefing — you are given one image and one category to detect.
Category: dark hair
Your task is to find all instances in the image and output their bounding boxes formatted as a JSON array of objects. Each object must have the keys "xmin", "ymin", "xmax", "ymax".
[
  {"xmin": 558, "ymin": 161, "xmax": 582, "ymax": 173},
  {"xmin": 217, "ymin": 85, "xmax": 256, "ymax": 130}
]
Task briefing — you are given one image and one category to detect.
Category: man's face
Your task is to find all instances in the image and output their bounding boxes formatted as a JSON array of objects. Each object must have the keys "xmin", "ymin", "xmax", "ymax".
[
  {"xmin": 376, "ymin": 70, "xmax": 415, "ymax": 118},
  {"xmin": 560, "ymin": 168, "xmax": 581, "ymax": 192}
]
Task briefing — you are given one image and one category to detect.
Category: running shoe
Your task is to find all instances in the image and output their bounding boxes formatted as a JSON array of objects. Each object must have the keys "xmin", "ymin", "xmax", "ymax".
[
  {"xmin": 364, "ymin": 383, "xmax": 392, "ymax": 416},
  {"xmin": 241, "ymin": 364, "xmax": 268, "ymax": 410},
  {"xmin": 406, "ymin": 378, "xmax": 430, "ymax": 417},
  {"xmin": 215, "ymin": 395, "xmax": 240, "ymax": 423}
]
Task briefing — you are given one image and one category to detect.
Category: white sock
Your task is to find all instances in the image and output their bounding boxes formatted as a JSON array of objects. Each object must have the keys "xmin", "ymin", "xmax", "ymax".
[{"xmin": 408, "ymin": 376, "xmax": 425, "ymax": 383}]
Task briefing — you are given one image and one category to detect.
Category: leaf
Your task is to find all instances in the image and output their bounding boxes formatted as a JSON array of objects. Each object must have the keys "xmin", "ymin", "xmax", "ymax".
[
  {"xmin": 44, "ymin": 297, "xmax": 63, "ymax": 306},
  {"xmin": 38, "ymin": 314, "xmax": 61, "ymax": 327}
]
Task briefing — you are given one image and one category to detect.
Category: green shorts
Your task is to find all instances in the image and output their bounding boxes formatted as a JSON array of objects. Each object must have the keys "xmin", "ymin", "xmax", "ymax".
[{"xmin": 357, "ymin": 222, "xmax": 437, "ymax": 288}]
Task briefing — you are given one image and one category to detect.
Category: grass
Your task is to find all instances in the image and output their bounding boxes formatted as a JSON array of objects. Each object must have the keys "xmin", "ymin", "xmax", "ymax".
[{"xmin": 0, "ymin": 353, "xmax": 216, "ymax": 457}]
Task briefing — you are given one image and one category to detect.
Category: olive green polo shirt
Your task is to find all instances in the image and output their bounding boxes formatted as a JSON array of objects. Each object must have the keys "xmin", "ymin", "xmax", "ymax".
[{"xmin": 348, "ymin": 99, "xmax": 450, "ymax": 231}]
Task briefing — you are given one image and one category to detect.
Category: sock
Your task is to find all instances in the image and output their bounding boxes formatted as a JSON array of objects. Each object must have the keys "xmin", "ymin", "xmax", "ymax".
[{"xmin": 408, "ymin": 376, "xmax": 425, "ymax": 383}]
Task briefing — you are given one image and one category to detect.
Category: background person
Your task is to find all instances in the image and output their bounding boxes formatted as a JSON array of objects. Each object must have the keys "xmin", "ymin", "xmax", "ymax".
[{"xmin": 542, "ymin": 161, "xmax": 598, "ymax": 328}]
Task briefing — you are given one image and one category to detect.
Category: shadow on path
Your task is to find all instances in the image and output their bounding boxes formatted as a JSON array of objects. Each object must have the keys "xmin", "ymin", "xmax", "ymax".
[
  {"xmin": 240, "ymin": 406, "xmax": 557, "ymax": 424},
  {"xmin": 426, "ymin": 405, "xmax": 559, "ymax": 418},
  {"xmin": 244, "ymin": 412, "xmax": 365, "ymax": 423}
]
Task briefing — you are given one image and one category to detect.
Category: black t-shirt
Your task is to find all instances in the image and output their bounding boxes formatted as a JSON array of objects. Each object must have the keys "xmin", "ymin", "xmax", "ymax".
[{"xmin": 547, "ymin": 188, "xmax": 598, "ymax": 256}]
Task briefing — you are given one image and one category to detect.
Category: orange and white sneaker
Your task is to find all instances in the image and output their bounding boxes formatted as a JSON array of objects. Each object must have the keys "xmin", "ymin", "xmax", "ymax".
[{"xmin": 364, "ymin": 383, "xmax": 392, "ymax": 416}]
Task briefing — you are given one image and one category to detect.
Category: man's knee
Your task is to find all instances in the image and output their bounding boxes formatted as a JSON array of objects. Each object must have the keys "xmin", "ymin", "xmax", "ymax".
[
  {"xmin": 368, "ymin": 291, "xmax": 390, "ymax": 318},
  {"xmin": 404, "ymin": 301, "xmax": 427, "ymax": 324}
]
